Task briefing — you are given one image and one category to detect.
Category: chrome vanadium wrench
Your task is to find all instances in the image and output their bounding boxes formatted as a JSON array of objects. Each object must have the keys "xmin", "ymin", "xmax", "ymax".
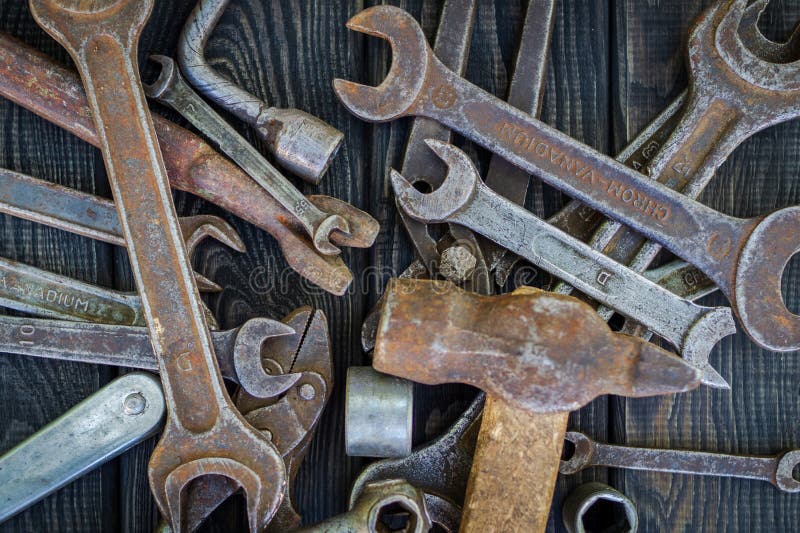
[{"xmin": 334, "ymin": 4, "xmax": 800, "ymax": 352}]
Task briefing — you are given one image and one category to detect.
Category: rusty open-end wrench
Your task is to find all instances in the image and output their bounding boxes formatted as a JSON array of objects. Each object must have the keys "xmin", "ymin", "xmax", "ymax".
[
  {"xmin": 177, "ymin": 0, "xmax": 344, "ymax": 185},
  {"xmin": 28, "ymin": 1, "xmax": 284, "ymax": 530},
  {"xmin": 144, "ymin": 55, "xmax": 349, "ymax": 257},
  {"xmin": 0, "ymin": 167, "xmax": 245, "ymax": 292},
  {"xmin": 552, "ymin": 0, "xmax": 800, "ymax": 311},
  {"xmin": 0, "ymin": 33, "xmax": 379, "ymax": 296},
  {"xmin": 561, "ymin": 431, "xmax": 800, "ymax": 493},
  {"xmin": 392, "ymin": 141, "xmax": 734, "ymax": 387},
  {"xmin": 334, "ymin": 4, "xmax": 800, "ymax": 352},
  {"xmin": 0, "ymin": 314, "xmax": 302, "ymax": 399}
]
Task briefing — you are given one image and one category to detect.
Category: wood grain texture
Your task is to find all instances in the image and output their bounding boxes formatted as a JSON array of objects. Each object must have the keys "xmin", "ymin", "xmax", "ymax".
[{"xmin": 0, "ymin": 0, "xmax": 797, "ymax": 531}]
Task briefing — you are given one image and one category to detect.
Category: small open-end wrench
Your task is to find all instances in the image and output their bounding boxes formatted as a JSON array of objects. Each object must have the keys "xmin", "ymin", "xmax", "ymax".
[
  {"xmin": 145, "ymin": 56, "xmax": 350, "ymax": 257},
  {"xmin": 392, "ymin": 140, "xmax": 734, "ymax": 387},
  {"xmin": 0, "ymin": 315, "xmax": 302, "ymax": 399},
  {"xmin": 561, "ymin": 431, "xmax": 800, "ymax": 493},
  {"xmin": 297, "ymin": 479, "xmax": 432, "ymax": 533},
  {"xmin": 0, "ymin": 33, "xmax": 378, "ymax": 296},
  {"xmin": 0, "ymin": 167, "xmax": 245, "ymax": 292},
  {"xmin": 553, "ymin": 0, "xmax": 800, "ymax": 310},
  {"xmin": 28, "ymin": 1, "xmax": 285, "ymax": 530},
  {"xmin": 0, "ymin": 372, "xmax": 165, "ymax": 523},
  {"xmin": 333, "ymin": 4, "xmax": 800, "ymax": 352},
  {"xmin": 0, "ymin": 256, "xmax": 219, "ymax": 329},
  {"xmin": 177, "ymin": 0, "xmax": 343, "ymax": 184}
]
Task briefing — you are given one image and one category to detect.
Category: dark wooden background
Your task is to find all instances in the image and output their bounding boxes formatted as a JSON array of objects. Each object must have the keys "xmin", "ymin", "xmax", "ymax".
[{"xmin": 0, "ymin": 1, "xmax": 798, "ymax": 531}]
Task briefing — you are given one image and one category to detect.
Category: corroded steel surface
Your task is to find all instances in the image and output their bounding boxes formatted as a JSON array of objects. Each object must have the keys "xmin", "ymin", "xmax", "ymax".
[
  {"xmin": 0, "ymin": 32, "xmax": 379, "ymax": 295},
  {"xmin": 28, "ymin": 1, "xmax": 284, "ymax": 530},
  {"xmin": 333, "ymin": 3, "xmax": 800, "ymax": 351},
  {"xmin": 373, "ymin": 279, "xmax": 701, "ymax": 413}
]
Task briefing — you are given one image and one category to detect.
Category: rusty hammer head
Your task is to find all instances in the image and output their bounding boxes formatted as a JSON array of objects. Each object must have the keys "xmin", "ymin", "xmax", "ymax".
[{"xmin": 373, "ymin": 279, "xmax": 700, "ymax": 413}]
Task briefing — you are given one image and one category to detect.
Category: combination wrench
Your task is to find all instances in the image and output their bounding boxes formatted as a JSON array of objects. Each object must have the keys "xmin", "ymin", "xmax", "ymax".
[
  {"xmin": 0, "ymin": 372, "xmax": 165, "ymax": 523},
  {"xmin": 561, "ymin": 431, "xmax": 800, "ymax": 494},
  {"xmin": 177, "ymin": 0, "xmax": 343, "ymax": 184},
  {"xmin": 333, "ymin": 3, "xmax": 800, "ymax": 352},
  {"xmin": 0, "ymin": 315, "xmax": 302, "ymax": 399},
  {"xmin": 29, "ymin": 1, "xmax": 284, "ymax": 530},
  {"xmin": 0, "ymin": 167, "xmax": 245, "ymax": 292},
  {"xmin": 392, "ymin": 141, "xmax": 734, "ymax": 387},
  {"xmin": 144, "ymin": 55, "xmax": 350, "ymax": 257}
]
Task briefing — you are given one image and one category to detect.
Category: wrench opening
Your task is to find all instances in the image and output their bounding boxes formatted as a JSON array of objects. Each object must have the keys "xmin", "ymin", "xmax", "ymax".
[{"xmin": 332, "ymin": 7, "xmax": 428, "ymax": 122}]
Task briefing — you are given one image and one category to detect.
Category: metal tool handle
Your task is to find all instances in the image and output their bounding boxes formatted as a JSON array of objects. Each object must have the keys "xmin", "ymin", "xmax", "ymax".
[
  {"xmin": 0, "ymin": 255, "xmax": 144, "ymax": 325},
  {"xmin": 0, "ymin": 372, "xmax": 165, "ymax": 522},
  {"xmin": 30, "ymin": 0, "xmax": 227, "ymax": 431}
]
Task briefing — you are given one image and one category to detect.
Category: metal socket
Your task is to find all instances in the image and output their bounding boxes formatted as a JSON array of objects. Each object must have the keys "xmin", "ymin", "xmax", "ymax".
[
  {"xmin": 562, "ymin": 482, "xmax": 638, "ymax": 533},
  {"xmin": 345, "ymin": 366, "xmax": 413, "ymax": 458},
  {"xmin": 259, "ymin": 107, "xmax": 343, "ymax": 185}
]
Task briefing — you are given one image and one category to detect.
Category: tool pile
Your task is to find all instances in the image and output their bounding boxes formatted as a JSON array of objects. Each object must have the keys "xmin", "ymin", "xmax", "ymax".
[{"xmin": 0, "ymin": 0, "xmax": 797, "ymax": 532}]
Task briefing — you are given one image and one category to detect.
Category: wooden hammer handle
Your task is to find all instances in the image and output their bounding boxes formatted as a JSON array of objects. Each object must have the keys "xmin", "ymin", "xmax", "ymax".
[{"xmin": 460, "ymin": 395, "xmax": 569, "ymax": 532}]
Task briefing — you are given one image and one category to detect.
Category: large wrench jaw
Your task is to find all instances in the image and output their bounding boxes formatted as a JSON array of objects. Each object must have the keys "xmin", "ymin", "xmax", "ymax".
[
  {"xmin": 714, "ymin": 0, "xmax": 800, "ymax": 93},
  {"xmin": 734, "ymin": 207, "xmax": 800, "ymax": 352},
  {"xmin": 390, "ymin": 140, "xmax": 478, "ymax": 223},
  {"xmin": 150, "ymin": 417, "xmax": 286, "ymax": 533},
  {"xmin": 738, "ymin": 0, "xmax": 800, "ymax": 64},
  {"xmin": 332, "ymin": 6, "xmax": 429, "ymax": 122}
]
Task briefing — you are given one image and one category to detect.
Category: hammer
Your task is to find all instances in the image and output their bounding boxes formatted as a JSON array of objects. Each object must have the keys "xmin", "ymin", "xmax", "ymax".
[{"xmin": 373, "ymin": 279, "xmax": 701, "ymax": 532}]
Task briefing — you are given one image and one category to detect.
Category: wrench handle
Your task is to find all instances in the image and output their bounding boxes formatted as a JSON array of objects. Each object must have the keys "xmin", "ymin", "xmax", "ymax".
[
  {"xmin": 0, "ymin": 256, "xmax": 143, "ymax": 325},
  {"xmin": 0, "ymin": 373, "xmax": 165, "ymax": 522},
  {"xmin": 85, "ymin": 45, "xmax": 224, "ymax": 432},
  {"xmin": 30, "ymin": 0, "xmax": 227, "ymax": 432},
  {"xmin": 461, "ymin": 396, "xmax": 567, "ymax": 533},
  {"xmin": 421, "ymin": 60, "xmax": 751, "ymax": 293}
]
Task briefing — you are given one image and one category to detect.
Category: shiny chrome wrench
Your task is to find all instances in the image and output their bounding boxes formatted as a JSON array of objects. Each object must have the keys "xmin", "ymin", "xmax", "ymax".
[{"xmin": 0, "ymin": 373, "xmax": 165, "ymax": 523}]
